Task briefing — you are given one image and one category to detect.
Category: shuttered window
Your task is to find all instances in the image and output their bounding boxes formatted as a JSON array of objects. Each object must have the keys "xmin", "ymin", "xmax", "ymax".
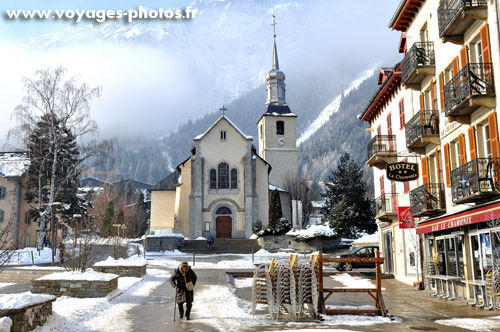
[
  {"xmin": 399, "ymin": 98, "xmax": 405, "ymax": 129},
  {"xmin": 380, "ymin": 176, "xmax": 385, "ymax": 195},
  {"xmin": 468, "ymin": 127, "xmax": 477, "ymax": 160},
  {"xmin": 439, "ymin": 72, "xmax": 445, "ymax": 112},
  {"xmin": 444, "ymin": 143, "xmax": 451, "ymax": 187},
  {"xmin": 488, "ymin": 112, "xmax": 500, "ymax": 158},
  {"xmin": 480, "ymin": 24, "xmax": 491, "ymax": 64},
  {"xmin": 421, "ymin": 156, "xmax": 429, "ymax": 185},
  {"xmin": 460, "ymin": 45, "xmax": 468, "ymax": 68},
  {"xmin": 452, "ymin": 56, "xmax": 460, "ymax": 76},
  {"xmin": 0, "ymin": 210, "xmax": 4, "ymax": 223},
  {"xmin": 0, "ymin": 186, "xmax": 5, "ymax": 199},
  {"xmin": 430, "ymin": 79, "xmax": 437, "ymax": 110},
  {"xmin": 458, "ymin": 133, "xmax": 467, "ymax": 166}
]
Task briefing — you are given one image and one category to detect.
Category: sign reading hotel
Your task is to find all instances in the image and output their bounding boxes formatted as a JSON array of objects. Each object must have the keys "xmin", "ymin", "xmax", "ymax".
[
  {"xmin": 398, "ymin": 206, "xmax": 415, "ymax": 229},
  {"xmin": 386, "ymin": 162, "xmax": 418, "ymax": 182}
]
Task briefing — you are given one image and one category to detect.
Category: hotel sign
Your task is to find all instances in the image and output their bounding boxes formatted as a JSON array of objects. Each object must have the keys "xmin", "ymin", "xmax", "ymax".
[{"xmin": 386, "ymin": 162, "xmax": 419, "ymax": 181}]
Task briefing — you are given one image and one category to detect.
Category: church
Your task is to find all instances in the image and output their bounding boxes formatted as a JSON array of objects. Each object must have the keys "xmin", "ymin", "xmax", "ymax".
[{"xmin": 149, "ymin": 33, "xmax": 299, "ymax": 239}]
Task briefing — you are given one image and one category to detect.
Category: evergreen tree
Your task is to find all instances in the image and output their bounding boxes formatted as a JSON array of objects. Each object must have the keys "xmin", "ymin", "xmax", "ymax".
[
  {"xmin": 322, "ymin": 152, "xmax": 376, "ymax": 238},
  {"xmin": 134, "ymin": 191, "xmax": 149, "ymax": 237},
  {"xmin": 101, "ymin": 201, "xmax": 114, "ymax": 237},
  {"xmin": 268, "ymin": 189, "xmax": 282, "ymax": 229}
]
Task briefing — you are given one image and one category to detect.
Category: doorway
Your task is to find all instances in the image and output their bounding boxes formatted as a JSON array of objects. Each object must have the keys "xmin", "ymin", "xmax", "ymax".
[{"xmin": 215, "ymin": 206, "xmax": 232, "ymax": 238}]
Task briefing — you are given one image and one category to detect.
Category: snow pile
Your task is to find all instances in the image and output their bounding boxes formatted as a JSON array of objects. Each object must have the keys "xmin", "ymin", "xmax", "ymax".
[
  {"xmin": 37, "ymin": 269, "xmax": 118, "ymax": 281},
  {"xmin": 0, "ymin": 152, "xmax": 30, "ymax": 177},
  {"xmin": 6, "ymin": 247, "xmax": 59, "ymax": 265},
  {"xmin": 0, "ymin": 317, "xmax": 12, "ymax": 332},
  {"xmin": 94, "ymin": 256, "xmax": 147, "ymax": 267},
  {"xmin": 331, "ymin": 273, "xmax": 377, "ymax": 289},
  {"xmin": 195, "ymin": 237, "xmax": 206, "ymax": 240},
  {"xmin": 0, "ymin": 292, "xmax": 56, "ymax": 310},
  {"xmin": 248, "ymin": 234, "xmax": 258, "ymax": 239},
  {"xmin": 435, "ymin": 316, "xmax": 500, "ymax": 332},
  {"xmin": 147, "ymin": 230, "xmax": 184, "ymax": 238},
  {"xmin": 286, "ymin": 225, "xmax": 336, "ymax": 240},
  {"xmin": 352, "ymin": 233, "xmax": 379, "ymax": 246},
  {"xmin": 146, "ymin": 249, "xmax": 183, "ymax": 255}
]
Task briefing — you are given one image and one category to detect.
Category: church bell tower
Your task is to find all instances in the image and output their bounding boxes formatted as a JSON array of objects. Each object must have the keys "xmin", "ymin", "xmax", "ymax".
[{"xmin": 257, "ymin": 16, "xmax": 298, "ymax": 189}]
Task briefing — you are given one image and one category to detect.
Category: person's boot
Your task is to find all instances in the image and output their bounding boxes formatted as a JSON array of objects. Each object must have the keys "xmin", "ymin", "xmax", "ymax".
[
  {"xmin": 185, "ymin": 303, "xmax": 192, "ymax": 320},
  {"xmin": 178, "ymin": 304, "xmax": 184, "ymax": 319}
]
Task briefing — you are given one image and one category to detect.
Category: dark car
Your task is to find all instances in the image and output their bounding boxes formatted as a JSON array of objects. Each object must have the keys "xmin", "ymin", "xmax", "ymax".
[{"xmin": 332, "ymin": 245, "xmax": 379, "ymax": 271}]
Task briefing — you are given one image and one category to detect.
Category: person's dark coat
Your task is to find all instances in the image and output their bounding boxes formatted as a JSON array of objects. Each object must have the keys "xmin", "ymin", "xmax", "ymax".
[{"xmin": 170, "ymin": 264, "xmax": 197, "ymax": 304}]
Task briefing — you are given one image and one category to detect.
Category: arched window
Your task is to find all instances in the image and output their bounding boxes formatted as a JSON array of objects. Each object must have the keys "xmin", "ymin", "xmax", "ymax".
[
  {"xmin": 218, "ymin": 163, "xmax": 229, "ymax": 189},
  {"xmin": 231, "ymin": 168, "xmax": 238, "ymax": 189},
  {"xmin": 276, "ymin": 121, "xmax": 284, "ymax": 135},
  {"xmin": 216, "ymin": 206, "xmax": 231, "ymax": 215},
  {"xmin": 209, "ymin": 169, "xmax": 217, "ymax": 189}
]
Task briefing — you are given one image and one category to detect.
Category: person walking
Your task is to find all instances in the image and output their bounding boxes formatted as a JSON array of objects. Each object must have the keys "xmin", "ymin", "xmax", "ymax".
[
  {"xmin": 207, "ymin": 233, "xmax": 214, "ymax": 251},
  {"xmin": 170, "ymin": 261, "xmax": 197, "ymax": 320}
]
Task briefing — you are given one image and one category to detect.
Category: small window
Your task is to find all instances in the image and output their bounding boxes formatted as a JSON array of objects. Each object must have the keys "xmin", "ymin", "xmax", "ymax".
[
  {"xmin": 276, "ymin": 121, "xmax": 284, "ymax": 135},
  {"xmin": 25, "ymin": 214, "xmax": 32, "ymax": 225},
  {"xmin": 218, "ymin": 163, "xmax": 229, "ymax": 189},
  {"xmin": 210, "ymin": 169, "xmax": 217, "ymax": 189},
  {"xmin": 231, "ymin": 168, "xmax": 237, "ymax": 189},
  {"xmin": 25, "ymin": 234, "xmax": 30, "ymax": 247},
  {"xmin": 220, "ymin": 130, "xmax": 227, "ymax": 141},
  {"xmin": 0, "ymin": 210, "xmax": 4, "ymax": 223},
  {"xmin": 216, "ymin": 206, "xmax": 231, "ymax": 215},
  {"xmin": 0, "ymin": 186, "xmax": 5, "ymax": 199}
]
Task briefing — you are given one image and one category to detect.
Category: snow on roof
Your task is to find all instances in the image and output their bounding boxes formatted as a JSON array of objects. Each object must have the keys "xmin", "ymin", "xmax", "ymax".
[
  {"xmin": 352, "ymin": 233, "xmax": 379, "ymax": 245},
  {"xmin": 286, "ymin": 225, "xmax": 337, "ymax": 240},
  {"xmin": 0, "ymin": 292, "xmax": 56, "ymax": 310},
  {"xmin": 37, "ymin": 269, "xmax": 119, "ymax": 281},
  {"xmin": 269, "ymin": 184, "xmax": 287, "ymax": 192},
  {"xmin": 0, "ymin": 152, "xmax": 30, "ymax": 178},
  {"xmin": 194, "ymin": 115, "xmax": 252, "ymax": 141},
  {"xmin": 94, "ymin": 256, "xmax": 148, "ymax": 267}
]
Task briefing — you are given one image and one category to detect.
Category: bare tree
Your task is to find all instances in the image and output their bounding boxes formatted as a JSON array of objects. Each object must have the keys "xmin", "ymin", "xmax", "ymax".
[{"xmin": 8, "ymin": 66, "xmax": 112, "ymax": 250}]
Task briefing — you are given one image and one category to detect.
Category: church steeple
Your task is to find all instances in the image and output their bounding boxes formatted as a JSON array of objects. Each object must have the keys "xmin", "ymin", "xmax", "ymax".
[{"xmin": 265, "ymin": 15, "xmax": 288, "ymax": 109}]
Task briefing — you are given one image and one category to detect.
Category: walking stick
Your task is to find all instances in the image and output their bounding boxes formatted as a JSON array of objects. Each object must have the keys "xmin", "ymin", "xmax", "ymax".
[{"xmin": 173, "ymin": 287, "xmax": 177, "ymax": 321}]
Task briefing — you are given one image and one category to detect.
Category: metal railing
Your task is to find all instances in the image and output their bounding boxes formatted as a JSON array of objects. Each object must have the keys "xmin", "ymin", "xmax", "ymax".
[
  {"xmin": 405, "ymin": 110, "xmax": 439, "ymax": 148},
  {"xmin": 367, "ymin": 135, "xmax": 397, "ymax": 160},
  {"xmin": 375, "ymin": 193, "xmax": 398, "ymax": 216},
  {"xmin": 438, "ymin": 0, "xmax": 487, "ymax": 36},
  {"xmin": 409, "ymin": 183, "xmax": 445, "ymax": 215},
  {"xmin": 451, "ymin": 158, "xmax": 500, "ymax": 202},
  {"xmin": 401, "ymin": 42, "xmax": 435, "ymax": 83},
  {"xmin": 444, "ymin": 63, "xmax": 494, "ymax": 116}
]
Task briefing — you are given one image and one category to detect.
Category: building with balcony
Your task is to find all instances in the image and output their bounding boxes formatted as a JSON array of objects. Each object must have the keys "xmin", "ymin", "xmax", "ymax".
[{"xmin": 372, "ymin": 0, "xmax": 500, "ymax": 302}]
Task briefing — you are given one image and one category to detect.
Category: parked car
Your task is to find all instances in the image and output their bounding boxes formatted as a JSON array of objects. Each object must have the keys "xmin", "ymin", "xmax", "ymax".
[{"xmin": 332, "ymin": 245, "xmax": 379, "ymax": 271}]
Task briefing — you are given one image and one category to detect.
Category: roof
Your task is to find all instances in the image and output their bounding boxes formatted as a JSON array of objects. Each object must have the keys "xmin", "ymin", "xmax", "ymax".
[
  {"xmin": 194, "ymin": 115, "xmax": 252, "ymax": 141},
  {"xmin": 360, "ymin": 63, "xmax": 401, "ymax": 124},
  {"xmin": 389, "ymin": 0, "xmax": 425, "ymax": 32},
  {"xmin": 264, "ymin": 104, "xmax": 295, "ymax": 116},
  {"xmin": 269, "ymin": 184, "xmax": 287, "ymax": 192},
  {"xmin": 113, "ymin": 178, "xmax": 152, "ymax": 190},
  {"xmin": 79, "ymin": 177, "xmax": 110, "ymax": 188},
  {"xmin": 151, "ymin": 169, "xmax": 180, "ymax": 191},
  {"xmin": 0, "ymin": 152, "xmax": 29, "ymax": 178}
]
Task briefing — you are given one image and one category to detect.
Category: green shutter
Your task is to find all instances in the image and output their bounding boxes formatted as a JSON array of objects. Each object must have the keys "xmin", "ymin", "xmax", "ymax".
[
  {"xmin": 0, "ymin": 186, "xmax": 5, "ymax": 199},
  {"xmin": 0, "ymin": 210, "xmax": 4, "ymax": 223}
]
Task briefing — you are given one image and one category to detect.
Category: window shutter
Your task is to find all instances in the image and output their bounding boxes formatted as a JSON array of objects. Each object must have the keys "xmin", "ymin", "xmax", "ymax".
[
  {"xmin": 419, "ymin": 93, "xmax": 425, "ymax": 125},
  {"xmin": 399, "ymin": 98, "xmax": 405, "ymax": 129},
  {"xmin": 387, "ymin": 113, "xmax": 392, "ymax": 136},
  {"xmin": 452, "ymin": 56, "xmax": 460, "ymax": 76},
  {"xmin": 458, "ymin": 133, "xmax": 467, "ymax": 165},
  {"xmin": 439, "ymin": 72, "xmax": 445, "ymax": 112},
  {"xmin": 435, "ymin": 148, "xmax": 442, "ymax": 185},
  {"xmin": 0, "ymin": 187, "xmax": 4, "ymax": 199},
  {"xmin": 480, "ymin": 24, "xmax": 491, "ymax": 64},
  {"xmin": 430, "ymin": 79, "xmax": 436, "ymax": 110},
  {"xmin": 444, "ymin": 143, "xmax": 451, "ymax": 187},
  {"xmin": 488, "ymin": 112, "xmax": 500, "ymax": 158},
  {"xmin": 380, "ymin": 176, "xmax": 385, "ymax": 195},
  {"xmin": 0, "ymin": 210, "xmax": 3, "ymax": 223},
  {"xmin": 468, "ymin": 126, "xmax": 477, "ymax": 160},
  {"xmin": 421, "ymin": 156, "xmax": 429, "ymax": 185},
  {"xmin": 460, "ymin": 45, "xmax": 468, "ymax": 68}
]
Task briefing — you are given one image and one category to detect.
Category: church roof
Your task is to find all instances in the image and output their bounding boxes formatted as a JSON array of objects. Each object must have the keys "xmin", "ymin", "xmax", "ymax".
[
  {"xmin": 263, "ymin": 104, "xmax": 296, "ymax": 116},
  {"xmin": 150, "ymin": 169, "xmax": 179, "ymax": 191},
  {"xmin": 194, "ymin": 115, "xmax": 252, "ymax": 141}
]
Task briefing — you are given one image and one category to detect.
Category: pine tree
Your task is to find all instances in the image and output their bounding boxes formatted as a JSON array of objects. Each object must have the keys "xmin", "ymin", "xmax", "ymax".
[
  {"xmin": 322, "ymin": 152, "xmax": 376, "ymax": 238},
  {"xmin": 268, "ymin": 189, "xmax": 282, "ymax": 229},
  {"xmin": 101, "ymin": 201, "xmax": 114, "ymax": 237}
]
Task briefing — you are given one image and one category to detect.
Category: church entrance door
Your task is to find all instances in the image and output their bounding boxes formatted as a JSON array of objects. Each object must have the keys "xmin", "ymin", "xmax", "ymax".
[{"xmin": 216, "ymin": 216, "xmax": 232, "ymax": 238}]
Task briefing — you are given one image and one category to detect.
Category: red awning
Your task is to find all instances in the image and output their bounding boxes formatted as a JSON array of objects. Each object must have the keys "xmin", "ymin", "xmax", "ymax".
[{"xmin": 416, "ymin": 201, "xmax": 500, "ymax": 234}]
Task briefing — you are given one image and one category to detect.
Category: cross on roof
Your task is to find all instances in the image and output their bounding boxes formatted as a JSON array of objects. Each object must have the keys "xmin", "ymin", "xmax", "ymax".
[
  {"xmin": 220, "ymin": 105, "xmax": 227, "ymax": 115},
  {"xmin": 271, "ymin": 14, "xmax": 277, "ymax": 37}
]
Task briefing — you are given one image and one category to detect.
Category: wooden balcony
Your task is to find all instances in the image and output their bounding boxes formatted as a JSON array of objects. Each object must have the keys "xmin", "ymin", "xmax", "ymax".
[
  {"xmin": 444, "ymin": 63, "xmax": 495, "ymax": 124},
  {"xmin": 438, "ymin": 0, "xmax": 488, "ymax": 44},
  {"xmin": 375, "ymin": 193, "xmax": 398, "ymax": 221},
  {"xmin": 405, "ymin": 110, "xmax": 440, "ymax": 154},
  {"xmin": 401, "ymin": 42, "xmax": 436, "ymax": 90},
  {"xmin": 366, "ymin": 135, "xmax": 397, "ymax": 170},
  {"xmin": 410, "ymin": 183, "xmax": 446, "ymax": 217},
  {"xmin": 451, "ymin": 158, "xmax": 500, "ymax": 204}
]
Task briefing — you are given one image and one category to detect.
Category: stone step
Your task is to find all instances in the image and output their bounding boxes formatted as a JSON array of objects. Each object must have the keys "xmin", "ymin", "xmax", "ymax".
[{"xmin": 179, "ymin": 239, "xmax": 261, "ymax": 254}]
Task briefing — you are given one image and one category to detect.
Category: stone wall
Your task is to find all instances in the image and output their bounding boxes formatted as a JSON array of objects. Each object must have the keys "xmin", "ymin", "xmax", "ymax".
[
  {"xmin": 257, "ymin": 235, "xmax": 340, "ymax": 252},
  {"xmin": 0, "ymin": 268, "xmax": 65, "ymax": 283},
  {"xmin": 145, "ymin": 236, "xmax": 184, "ymax": 251},
  {"xmin": 92, "ymin": 265, "xmax": 146, "ymax": 277},
  {"xmin": 31, "ymin": 277, "xmax": 118, "ymax": 298},
  {"xmin": 0, "ymin": 299, "xmax": 55, "ymax": 332}
]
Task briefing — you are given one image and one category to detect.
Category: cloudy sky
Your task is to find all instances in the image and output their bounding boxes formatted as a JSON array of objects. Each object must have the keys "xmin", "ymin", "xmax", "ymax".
[{"xmin": 0, "ymin": 0, "xmax": 401, "ymax": 147}]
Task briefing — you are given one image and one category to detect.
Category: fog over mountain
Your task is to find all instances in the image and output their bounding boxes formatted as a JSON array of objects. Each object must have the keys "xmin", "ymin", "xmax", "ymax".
[{"xmin": 0, "ymin": 0, "xmax": 400, "ymax": 146}]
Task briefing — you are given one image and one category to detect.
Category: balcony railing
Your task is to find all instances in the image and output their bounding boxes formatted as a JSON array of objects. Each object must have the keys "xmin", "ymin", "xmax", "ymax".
[
  {"xmin": 401, "ymin": 42, "xmax": 435, "ymax": 86},
  {"xmin": 405, "ymin": 110, "xmax": 440, "ymax": 152},
  {"xmin": 410, "ymin": 183, "xmax": 446, "ymax": 217},
  {"xmin": 444, "ymin": 63, "xmax": 495, "ymax": 117},
  {"xmin": 375, "ymin": 193, "xmax": 398, "ymax": 218},
  {"xmin": 451, "ymin": 158, "xmax": 500, "ymax": 203},
  {"xmin": 367, "ymin": 135, "xmax": 396, "ymax": 160},
  {"xmin": 438, "ymin": 0, "xmax": 488, "ymax": 39}
]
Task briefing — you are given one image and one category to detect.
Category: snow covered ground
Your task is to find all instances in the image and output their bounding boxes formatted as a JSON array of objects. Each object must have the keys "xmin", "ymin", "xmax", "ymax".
[{"xmin": 435, "ymin": 316, "xmax": 500, "ymax": 332}]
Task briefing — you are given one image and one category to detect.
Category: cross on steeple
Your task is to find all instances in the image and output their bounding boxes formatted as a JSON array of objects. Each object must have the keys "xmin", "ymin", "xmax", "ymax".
[
  {"xmin": 271, "ymin": 13, "xmax": 277, "ymax": 38},
  {"xmin": 220, "ymin": 105, "xmax": 227, "ymax": 116}
]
